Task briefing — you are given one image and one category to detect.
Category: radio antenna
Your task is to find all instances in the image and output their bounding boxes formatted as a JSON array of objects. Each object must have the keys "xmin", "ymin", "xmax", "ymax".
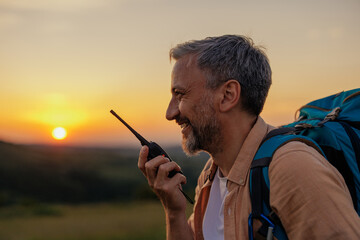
[{"xmin": 110, "ymin": 110, "xmax": 150, "ymax": 146}]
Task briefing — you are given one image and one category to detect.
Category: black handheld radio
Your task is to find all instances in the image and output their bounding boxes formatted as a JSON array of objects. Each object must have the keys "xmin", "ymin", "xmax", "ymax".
[{"xmin": 110, "ymin": 110, "xmax": 193, "ymax": 204}]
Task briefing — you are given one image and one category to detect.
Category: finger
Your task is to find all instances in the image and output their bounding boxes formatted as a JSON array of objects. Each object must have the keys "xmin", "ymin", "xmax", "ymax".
[
  {"xmin": 144, "ymin": 156, "xmax": 170, "ymax": 183},
  {"xmin": 174, "ymin": 173, "xmax": 187, "ymax": 186},
  {"xmin": 153, "ymin": 171, "xmax": 187, "ymax": 194},
  {"xmin": 138, "ymin": 146, "xmax": 149, "ymax": 175},
  {"xmin": 156, "ymin": 161, "xmax": 182, "ymax": 179}
]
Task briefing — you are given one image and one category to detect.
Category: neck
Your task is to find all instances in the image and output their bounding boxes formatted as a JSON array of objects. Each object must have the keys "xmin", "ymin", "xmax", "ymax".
[{"xmin": 210, "ymin": 112, "xmax": 257, "ymax": 177}]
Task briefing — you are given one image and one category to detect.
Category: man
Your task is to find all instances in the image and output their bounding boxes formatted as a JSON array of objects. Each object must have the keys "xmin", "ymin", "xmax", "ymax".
[{"xmin": 137, "ymin": 35, "xmax": 360, "ymax": 239}]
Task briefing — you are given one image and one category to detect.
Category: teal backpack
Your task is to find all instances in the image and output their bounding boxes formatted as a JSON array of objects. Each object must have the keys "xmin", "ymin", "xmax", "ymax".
[{"xmin": 249, "ymin": 88, "xmax": 360, "ymax": 240}]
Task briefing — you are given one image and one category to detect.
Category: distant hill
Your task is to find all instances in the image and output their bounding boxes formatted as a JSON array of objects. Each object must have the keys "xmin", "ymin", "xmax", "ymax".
[{"xmin": 0, "ymin": 141, "xmax": 208, "ymax": 205}]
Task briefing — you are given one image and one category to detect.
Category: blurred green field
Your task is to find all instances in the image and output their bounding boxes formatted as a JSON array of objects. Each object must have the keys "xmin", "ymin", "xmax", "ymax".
[
  {"xmin": 0, "ymin": 201, "xmax": 194, "ymax": 240},
  {"xmin": 0, "ymin": 141, "xmax": 204, "ymax": 239}
]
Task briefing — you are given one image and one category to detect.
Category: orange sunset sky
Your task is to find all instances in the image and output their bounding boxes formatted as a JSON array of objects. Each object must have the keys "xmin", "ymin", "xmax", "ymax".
[{"xmin": 0, "ymin": 0, "xmax": 359, "ymax": 147}]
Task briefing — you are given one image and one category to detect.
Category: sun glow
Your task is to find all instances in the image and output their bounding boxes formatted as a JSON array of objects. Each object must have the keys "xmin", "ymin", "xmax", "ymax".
[{"xmin": 52, "ymin": 127, "xmax": 67, "ymax": 140}]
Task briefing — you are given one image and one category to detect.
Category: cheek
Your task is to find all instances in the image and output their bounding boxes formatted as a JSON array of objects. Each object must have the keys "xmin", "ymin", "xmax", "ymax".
[
  {"xmin": 178, "ymin": 101, "xmax": 184, "ymax": 112},
  {"xmin": 178, "ymin": 99, "xmax": 195, "ymax": 117}
]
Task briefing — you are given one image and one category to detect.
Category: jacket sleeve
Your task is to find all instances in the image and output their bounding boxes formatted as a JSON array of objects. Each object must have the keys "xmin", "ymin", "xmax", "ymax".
[{"xmin": 269, "ymin": 141, "xmax": 360, "ymax": 240}]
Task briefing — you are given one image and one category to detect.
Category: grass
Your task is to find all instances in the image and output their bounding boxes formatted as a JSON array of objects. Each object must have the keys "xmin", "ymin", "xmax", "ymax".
[{"xmin": 0, "ymin": 201, "xmax": 191, "ymax": 240}]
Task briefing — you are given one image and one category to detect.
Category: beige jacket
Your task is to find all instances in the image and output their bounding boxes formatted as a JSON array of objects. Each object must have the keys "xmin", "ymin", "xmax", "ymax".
[{"xmin": 188, "ymin": 117, "xmax": 360, "ymax": 239}]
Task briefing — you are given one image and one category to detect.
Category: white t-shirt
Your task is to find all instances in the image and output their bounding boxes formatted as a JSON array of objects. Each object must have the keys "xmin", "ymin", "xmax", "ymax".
[{"xmin": 202, "ymin": 168, "xmax": 229, "ymax": 240}]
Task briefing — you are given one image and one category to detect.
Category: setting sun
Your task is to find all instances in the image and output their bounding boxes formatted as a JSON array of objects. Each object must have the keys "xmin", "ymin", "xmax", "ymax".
[{"xmin": 52, "ymin": 127, "xmax": 67, "ymax": 140}]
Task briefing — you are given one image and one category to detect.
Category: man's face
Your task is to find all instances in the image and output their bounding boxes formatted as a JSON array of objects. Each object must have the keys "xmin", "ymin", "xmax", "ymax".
[{"xmin": 166, "ymin": 56, "xmax": 222, "ymax": 155}]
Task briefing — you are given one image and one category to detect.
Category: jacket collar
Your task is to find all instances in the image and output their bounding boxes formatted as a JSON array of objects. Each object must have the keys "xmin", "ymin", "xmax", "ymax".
[
  {"xmin": 227, "ymin": 116, "xmax": 272, "ymax": 187},
  {"xmin": 202, "ymin": 116, "xmax": 273, "ymax": 188}
]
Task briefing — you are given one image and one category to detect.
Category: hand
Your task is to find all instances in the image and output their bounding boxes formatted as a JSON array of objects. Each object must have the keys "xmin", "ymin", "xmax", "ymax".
[{"xmin": 138, "ymin": 146, "xmax": 187, "ymax": 212}]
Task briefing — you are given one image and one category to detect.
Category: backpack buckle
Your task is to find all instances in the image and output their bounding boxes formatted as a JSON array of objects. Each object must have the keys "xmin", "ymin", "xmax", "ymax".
[
  {"xmin": 248, "ymin": 213, "xmax": 275, "ymax": 240},
  {"xmin": 325, "ymin": 107, "xmax": 341, "ymax": 121},
  {"xmin": 318, "ymin": 107, "xmax": 341, "ymax": 126},
  {"xmin": 294, "ymin": 123, "xmax": 314, "ymax": 129}
]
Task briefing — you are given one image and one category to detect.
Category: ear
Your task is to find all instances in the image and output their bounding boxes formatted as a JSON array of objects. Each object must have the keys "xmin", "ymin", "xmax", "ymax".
[{"xmin": 218, "ymin": 80, "xmax": 241, "ymax": 112}]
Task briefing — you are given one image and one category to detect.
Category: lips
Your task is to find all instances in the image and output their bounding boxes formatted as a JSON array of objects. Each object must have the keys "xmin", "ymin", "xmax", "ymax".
[
  {"xmin": 181, "ymin": 122, "xmax": 190, "ymax": 134},
  {"xmin": 176, "ymin": 119, "xmax": 191, "ymax": 135}
]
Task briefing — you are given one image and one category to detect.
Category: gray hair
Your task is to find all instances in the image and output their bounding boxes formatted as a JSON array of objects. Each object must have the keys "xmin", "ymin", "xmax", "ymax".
[{"xmin": 169, "ymin": 35, "xmax": 272, "ymax": 116}]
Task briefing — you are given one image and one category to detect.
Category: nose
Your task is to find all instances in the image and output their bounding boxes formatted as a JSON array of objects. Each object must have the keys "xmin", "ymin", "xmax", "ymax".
[{"xmin": 166, "ymin": 97, "xmax": 179, "ymax": 121}]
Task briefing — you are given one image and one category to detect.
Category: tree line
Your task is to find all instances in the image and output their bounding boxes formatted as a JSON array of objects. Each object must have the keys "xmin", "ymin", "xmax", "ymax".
[{"xmin": 0, "ymin": 141, "xmax": 208, "ymax": 205}]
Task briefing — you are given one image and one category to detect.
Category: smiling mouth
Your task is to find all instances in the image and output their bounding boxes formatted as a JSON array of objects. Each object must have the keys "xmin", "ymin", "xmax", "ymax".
[{"xmin": 179, "ymin": 122, "xmax": 190, "ymax": 134}]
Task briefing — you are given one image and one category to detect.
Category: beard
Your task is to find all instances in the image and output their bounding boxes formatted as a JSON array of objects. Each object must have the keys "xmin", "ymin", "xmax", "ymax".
[{"xmin": 179, "ymin": 94, "xmax": 222, "ymax": 156}]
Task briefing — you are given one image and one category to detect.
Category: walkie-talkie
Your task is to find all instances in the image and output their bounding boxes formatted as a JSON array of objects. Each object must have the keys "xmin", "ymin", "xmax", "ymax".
[{"xmin": 110, "ymin": 110, "xmax": 193, "ymax": 204}]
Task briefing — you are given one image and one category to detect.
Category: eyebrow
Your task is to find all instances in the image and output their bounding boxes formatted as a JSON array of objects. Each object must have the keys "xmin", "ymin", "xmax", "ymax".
[
  {"xmin": 171, "ymin": 84, "xmax": 186, "ymax": 93},
  {"xmin": 171, "ymin": 88, "xmax": 182, "ymax": 95}
]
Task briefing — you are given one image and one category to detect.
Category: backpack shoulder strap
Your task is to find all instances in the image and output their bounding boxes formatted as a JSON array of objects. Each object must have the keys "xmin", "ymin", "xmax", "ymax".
[{"xmin": 249, "ymin": 128, "xmax": 323, "ymax": 240}]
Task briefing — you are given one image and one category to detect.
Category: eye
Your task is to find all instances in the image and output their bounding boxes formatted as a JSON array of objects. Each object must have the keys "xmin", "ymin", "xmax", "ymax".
[{"xmin": 174, "ymin": 90, "xmax": 184, "ymax": 99}]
